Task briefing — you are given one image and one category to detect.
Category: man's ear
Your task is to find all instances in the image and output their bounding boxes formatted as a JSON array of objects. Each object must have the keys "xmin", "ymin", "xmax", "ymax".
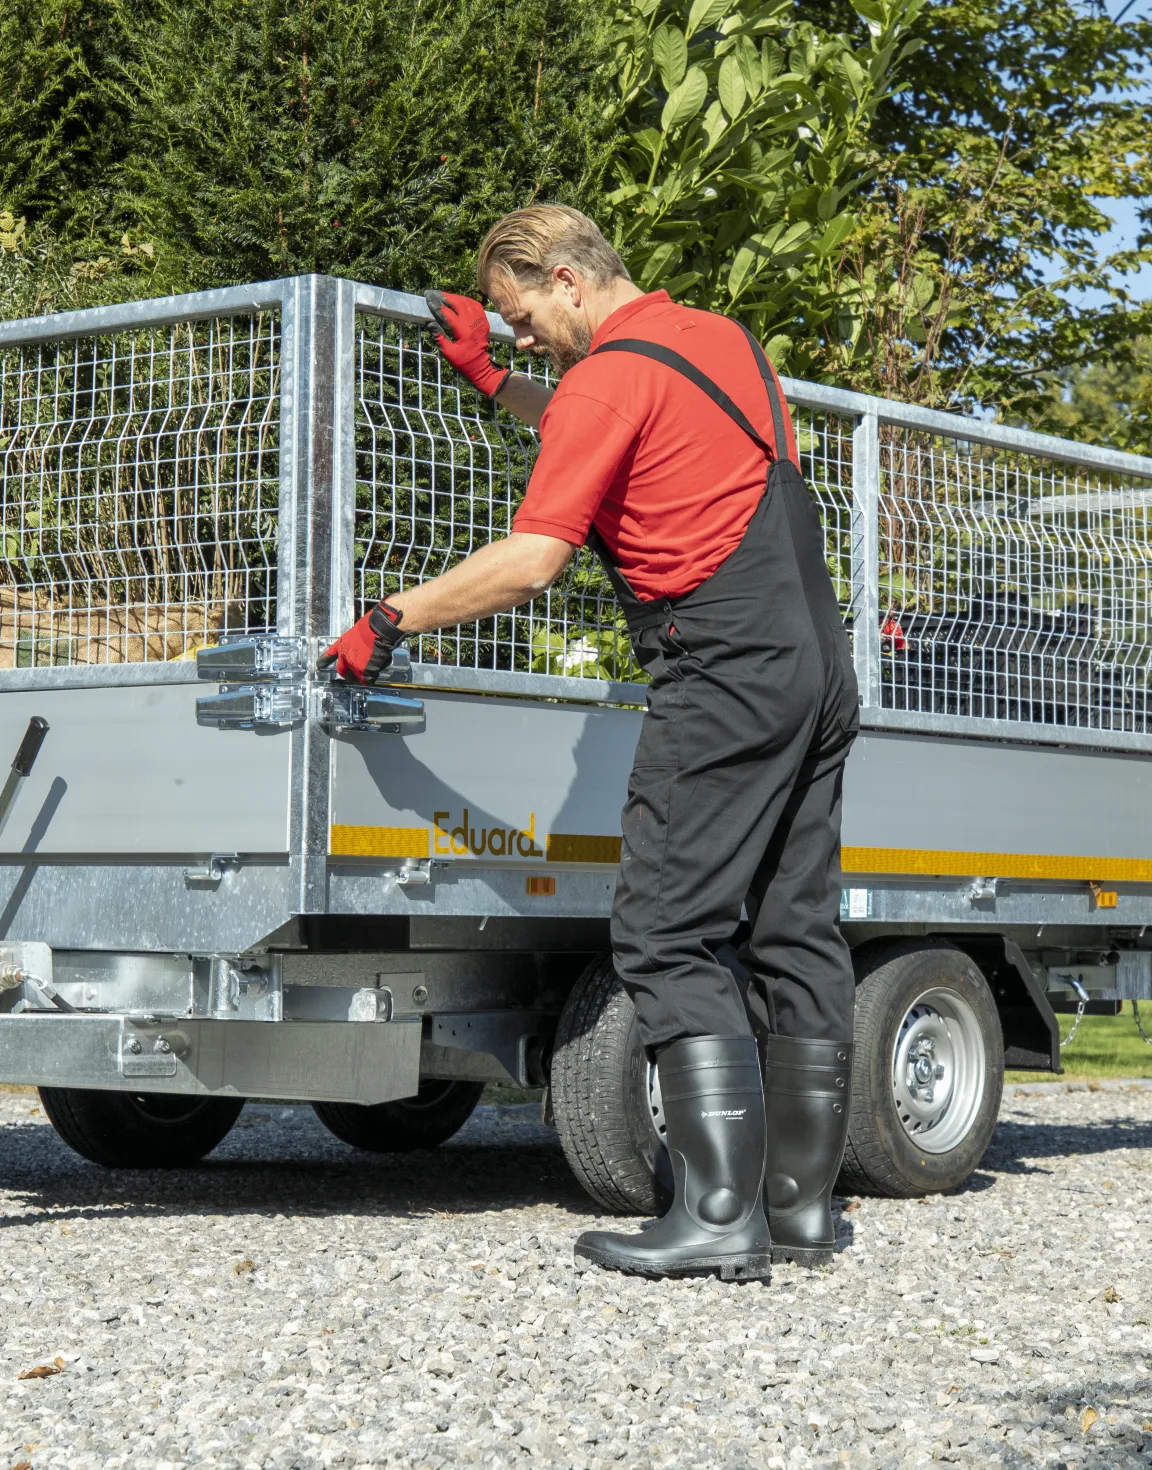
[{"xmin": 552, "ymin": 263, "xmax": 584, "ymax": 308}]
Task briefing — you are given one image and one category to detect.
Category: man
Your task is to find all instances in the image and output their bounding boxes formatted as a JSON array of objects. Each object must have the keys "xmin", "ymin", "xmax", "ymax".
[{"xmin": 321, "ymin": 205, "xmax": 858, "ymax": 1281}]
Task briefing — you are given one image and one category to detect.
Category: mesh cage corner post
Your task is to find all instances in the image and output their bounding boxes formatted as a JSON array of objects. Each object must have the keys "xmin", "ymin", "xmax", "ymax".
[
  {"xmin": 279, "ymin": 275, "xmax": 341, "ymax": 915},
  {"xmin": 851, "ymin": 409, "xmax": 882, "ymax": 712},
  {"xmin": 330, "ymin": 278, "xmax": 360, "ymax": 638}
]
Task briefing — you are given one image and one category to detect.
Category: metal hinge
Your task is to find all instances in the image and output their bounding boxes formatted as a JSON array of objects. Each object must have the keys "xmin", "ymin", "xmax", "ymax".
[
  {"xmin": 195, "ymin": 635, "xmax": 308, "ymax": 682},
  {"xmin": 196, "ymin": 635, "xmax": 308, "ymax": 729},
  {"xmin": 195, "ymin": 635, "xmax": 421, "ymax": 734},
  {"xmin": 196, "ymin": 684, "xmax": 306, "ymax": 730},
  {"xmin": 320, "ymin": 685, "xmax": 425, "ymax": 734}
]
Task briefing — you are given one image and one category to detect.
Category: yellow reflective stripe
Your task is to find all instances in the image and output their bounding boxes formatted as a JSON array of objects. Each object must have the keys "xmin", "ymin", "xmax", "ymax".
[
  {"xmin": 842, "ymin": 846, "xmax": 1152, "ymax": 883},
  {"xmin": 546, "ymin": 834, "xmax": 622, "ymax": 865},
  {"xmin": 330, "ymin": 825, "xmax": 430, "ymax": 859},
  {"xmin": 327, "ymin": 830, "xmax": 1147, "ymax": 883}
]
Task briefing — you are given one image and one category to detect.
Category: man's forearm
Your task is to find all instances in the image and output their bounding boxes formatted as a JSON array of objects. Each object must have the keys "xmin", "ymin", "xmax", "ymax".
[
  {"xmin": 495, "ymin": 373, "xmax": 554, "ymax": 430},
  {"xmin": 385, "ymin": 533, "xmax": 575, "ymax": 635}
]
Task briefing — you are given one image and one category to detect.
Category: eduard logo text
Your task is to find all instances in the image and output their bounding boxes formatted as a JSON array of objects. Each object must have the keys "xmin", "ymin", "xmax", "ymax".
[{"xmin": 433, "ymin": 809, "xmax": 544, "ymax": 859}]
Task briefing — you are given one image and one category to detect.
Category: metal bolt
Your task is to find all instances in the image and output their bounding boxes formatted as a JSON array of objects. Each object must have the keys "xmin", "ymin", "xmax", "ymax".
[
  {"xmin": 412, "ymin": 984, "xmax": 429, "ymax": 1005},
  {"xmin": 934, "ymin": 1063, "xmax": 945, "ymax": 1079},
  {"xmin": 156, "ymin": 1038, "xmax": 172, "ymax": 1054},
  {"xmin": 126, "ymin": 1037, "xmax": 142, "ymax": 1055}
]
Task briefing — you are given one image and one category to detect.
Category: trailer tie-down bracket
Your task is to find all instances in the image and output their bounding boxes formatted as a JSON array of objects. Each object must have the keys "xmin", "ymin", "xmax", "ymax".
[{"xmin": 184, "ymin": 853, "xmax": 242, "ymax": 887}]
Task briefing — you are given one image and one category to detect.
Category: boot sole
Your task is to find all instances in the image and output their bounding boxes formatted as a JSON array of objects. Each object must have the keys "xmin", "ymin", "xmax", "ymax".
[
  {"xmin": 574, "ymin": 1245, "xmax": 771, "ymax": 1282},
  {"xmin": 771, "ymin": 1244, "xmax": 833, "ymax": 1268}
]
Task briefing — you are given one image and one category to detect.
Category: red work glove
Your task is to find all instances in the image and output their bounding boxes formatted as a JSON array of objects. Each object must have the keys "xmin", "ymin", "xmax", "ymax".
[
  {"xmin": 317, "ymin": 601, "xmax": 406, "ymax": 684},
  {"xmin": 425, "ymin": 290, "xmax": 511, "ymax": 397}
]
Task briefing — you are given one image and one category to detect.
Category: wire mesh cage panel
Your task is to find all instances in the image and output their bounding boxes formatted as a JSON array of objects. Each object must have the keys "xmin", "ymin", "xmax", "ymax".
[
  {"xmin": 354, "ymin": 315, "xmax": 637, "ymax": 683},
  {"xmin": 877, "ymin": 426, "xmax": 1152, "ymax": 734},
  {"xmin": 0, "ymin": 314, "xmax": 279, "ymax": 667},
  {"xmin": 353, "ymin": 313, "xmax": 854, "ymax": 686}
]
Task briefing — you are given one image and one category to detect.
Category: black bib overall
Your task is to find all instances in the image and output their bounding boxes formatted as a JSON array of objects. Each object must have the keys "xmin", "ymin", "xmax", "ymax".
[{"xmin": 589, "ymin": 327, "xmax": 859, "ymax": 1051}]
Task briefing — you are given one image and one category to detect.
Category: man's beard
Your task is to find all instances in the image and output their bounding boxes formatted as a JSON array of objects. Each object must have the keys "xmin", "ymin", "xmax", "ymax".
[{"xmin": 544, "ymin": 316, "xmax": 593, "ymax": 376}]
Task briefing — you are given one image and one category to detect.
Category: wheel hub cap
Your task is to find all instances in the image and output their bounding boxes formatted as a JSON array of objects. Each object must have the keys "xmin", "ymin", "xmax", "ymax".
[{"xmin": 892, "ymin": 987, "xmax": 986, "ymax": 1154}]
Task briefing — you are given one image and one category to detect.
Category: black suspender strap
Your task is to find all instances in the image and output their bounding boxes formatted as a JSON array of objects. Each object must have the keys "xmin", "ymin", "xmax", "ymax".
[
  {"xmin": 584, "ymin": 326, "xmax": 795, "ymax": 633},
  {"xmin": 590, "ymin": 339, "xmax": 775, "ymax": 461},
  {"xmin": 733, "ymin": 321, "xmax": 792, "ymax": 466},
  {"xmin": 584, "ymin": 524, "xmax": 673, "ymax": 632},
  {"xmin": 590, "ymin": 328, "xmax": 794, "ymax": 466}
]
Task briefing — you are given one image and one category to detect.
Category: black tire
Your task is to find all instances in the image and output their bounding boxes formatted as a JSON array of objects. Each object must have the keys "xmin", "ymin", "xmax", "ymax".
[
  {"xmin": 38, "ymin": 1088, "xmax": 244, "ymax": 1168},
  {"xmin": 312, "ymin": 1079, "xmax": 484, "ymax": 1152},
  {"xmin": 839, "ymin": 939, "xmax": 1004, "ymax": 1198},
  {"xmin": 550, "ymin": 953, "xmax": 667, "ymax": 1215}
]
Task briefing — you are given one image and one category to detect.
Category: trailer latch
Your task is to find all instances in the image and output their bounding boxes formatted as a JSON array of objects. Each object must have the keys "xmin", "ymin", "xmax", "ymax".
[
  {"xmin": 196, "ymin": 685, "xmax": 307, "ymax": 730},
  {"xmin": 321, "ymin": 686, "xmax": 425, "ymax": 734}
]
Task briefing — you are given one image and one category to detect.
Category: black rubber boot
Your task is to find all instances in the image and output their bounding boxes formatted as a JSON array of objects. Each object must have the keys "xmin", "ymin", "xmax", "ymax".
[
  {"xmin": 763, "ymin": 1036, "xmax": 852, "ymax": 1266},
  {"xmin": 574, "ymin": 1034, "xmax": 771, "ymax": 1281}
]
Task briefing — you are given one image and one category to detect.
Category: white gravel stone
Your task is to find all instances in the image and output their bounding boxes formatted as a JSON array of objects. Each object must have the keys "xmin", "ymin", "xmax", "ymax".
[{"xmin": 1, "ymin": 1083, "xmax": 1152, "ymax": 1466}]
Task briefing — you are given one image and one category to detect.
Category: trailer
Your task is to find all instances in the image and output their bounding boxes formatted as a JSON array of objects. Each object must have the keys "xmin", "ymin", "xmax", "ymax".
[{"xmin": 0, "ymin": 275, "xmax": 1151, "ymax": 1208}]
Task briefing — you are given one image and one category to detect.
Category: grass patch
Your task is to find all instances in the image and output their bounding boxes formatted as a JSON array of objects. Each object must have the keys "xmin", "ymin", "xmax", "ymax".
[{"xmin": 1005, "ymin": 1007, "xmax": 1152, "ymax": 1085}]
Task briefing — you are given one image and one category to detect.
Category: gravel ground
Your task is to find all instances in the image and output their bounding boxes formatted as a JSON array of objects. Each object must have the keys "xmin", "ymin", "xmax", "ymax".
[{"xmin": 2, "ymin": 1085, "xmax": 1151, "ymax": 1469}]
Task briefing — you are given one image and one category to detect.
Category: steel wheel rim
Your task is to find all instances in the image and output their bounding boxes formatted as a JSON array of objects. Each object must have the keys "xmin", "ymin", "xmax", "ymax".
[
  {"xmin": 892, "ymin": 986, "xmax": 986, "ymax": 1154},
  {"xmin": 646, "ymin": 1061, "xmax": 666, "ymax": 1142}
]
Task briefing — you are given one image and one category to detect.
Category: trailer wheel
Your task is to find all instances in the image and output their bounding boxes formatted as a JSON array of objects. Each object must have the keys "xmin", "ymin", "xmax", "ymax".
[
  {"xmin": 38, "ymin": 1088, "xmax": 244, "ymax": 1168},
  {"xmin": 312, "ymin": 1079, "xmax": 484, "ymax": 1153},
  {"xmin": 839, "ymin": 940, "xmax": 1004, "ymax": 1198},
  {"xmin": 550, "ymin": 954, "xmax": 668, "ymax": 1215}
]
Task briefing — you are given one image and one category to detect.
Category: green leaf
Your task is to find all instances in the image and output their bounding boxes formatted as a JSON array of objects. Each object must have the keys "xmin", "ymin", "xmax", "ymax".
[
  {"xmin": 685, "ymin": 0, "xmax": 728, "ymax": 39},
  {"xmin": 839, "ymin": 50, "xmax": 866, "ymax": 99},
  {"xmin": 659, "ymin": 270, "xmax": 706, "ymax": 296},
  {"xmin": 718, "ymin": 55, "xmax": 747, "ymax": 118},
  {"xmin": 909, "ymin": 271, "xmax": 936, "ymax": 310},
  {"xmin": 813, "ymin": 213, "xmax": 857, "ymax": 257},
  {"xmin": 761, "ymin": 41, "xmax": 785, "ymax": 82},
  {"xmin": 652, "ymin": 25, "xmax": 687, "ymax": 91},
  {"xmin": 727, "ymin": 229, "xmax": 790, "ymax": 298},
  {"xmin": 638, "ymin": 240, "xmax": 683, "ymax": 285},
  {"xmin": 700, "ymin": 98, "xmax": 727, "ymax": 150},
  {"xmin": 661, "ymin": 66, "xmax": 708, "ymax": 130},
  {"xmin": 763, "ymin": 332, "xmax": 792, "ymax": 366}
]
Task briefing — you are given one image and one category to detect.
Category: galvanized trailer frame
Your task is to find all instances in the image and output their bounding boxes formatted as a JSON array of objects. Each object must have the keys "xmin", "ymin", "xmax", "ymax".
[{"xmin": 1, "ymin": 275, "xmax": 1151, "ymax": 1113}]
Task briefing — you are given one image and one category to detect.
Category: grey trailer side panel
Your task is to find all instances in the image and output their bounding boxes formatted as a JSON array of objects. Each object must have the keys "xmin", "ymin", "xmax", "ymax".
[
  {"xmin": 329, "ymin": 693, "xmax": 1152, "ymax": 885},
  {"xmin": 841, "ymin": 733, "xmax": 1152, "ymax": 869},
  {"xmin": 0, "ymin": 684, "xmax": 291, "ymax": 855},
  {"xmin": 330, "ymin": 691, "xmax": 641, "ymax": 860}
]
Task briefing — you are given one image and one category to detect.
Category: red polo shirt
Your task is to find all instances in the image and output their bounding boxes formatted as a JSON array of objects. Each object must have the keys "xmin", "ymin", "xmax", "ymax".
[{"xmin": 511, "ymin": 291, "xmax": 797, "ymax": 601}]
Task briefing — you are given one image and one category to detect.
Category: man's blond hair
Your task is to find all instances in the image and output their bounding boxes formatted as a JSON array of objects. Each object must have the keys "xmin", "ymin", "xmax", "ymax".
[{"xmin": 478, "ymin": 205, "xmax": 630, "ymax": 295}]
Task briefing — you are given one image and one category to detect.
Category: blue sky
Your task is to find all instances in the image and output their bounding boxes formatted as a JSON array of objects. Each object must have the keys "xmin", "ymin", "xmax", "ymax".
[{"xmin": 1078, "ymin": 194, "xmax": 1152, "ymax": 307}]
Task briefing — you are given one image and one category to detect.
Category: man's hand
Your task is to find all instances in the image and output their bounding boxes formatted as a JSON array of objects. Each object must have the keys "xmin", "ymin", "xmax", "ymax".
[
  {"xmin": 318, "ymin": 600, "xmax": 406, "ymax": 684},
  {"xmin": 425, "ymin": 291, "xmax": 511, "ymax": 398}
]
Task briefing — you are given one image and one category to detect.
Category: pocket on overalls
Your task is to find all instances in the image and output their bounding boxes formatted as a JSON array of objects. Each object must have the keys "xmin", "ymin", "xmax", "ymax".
[{"xmin": 655, "ymin": 619, "xmax": 689, "ymax": 674}]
